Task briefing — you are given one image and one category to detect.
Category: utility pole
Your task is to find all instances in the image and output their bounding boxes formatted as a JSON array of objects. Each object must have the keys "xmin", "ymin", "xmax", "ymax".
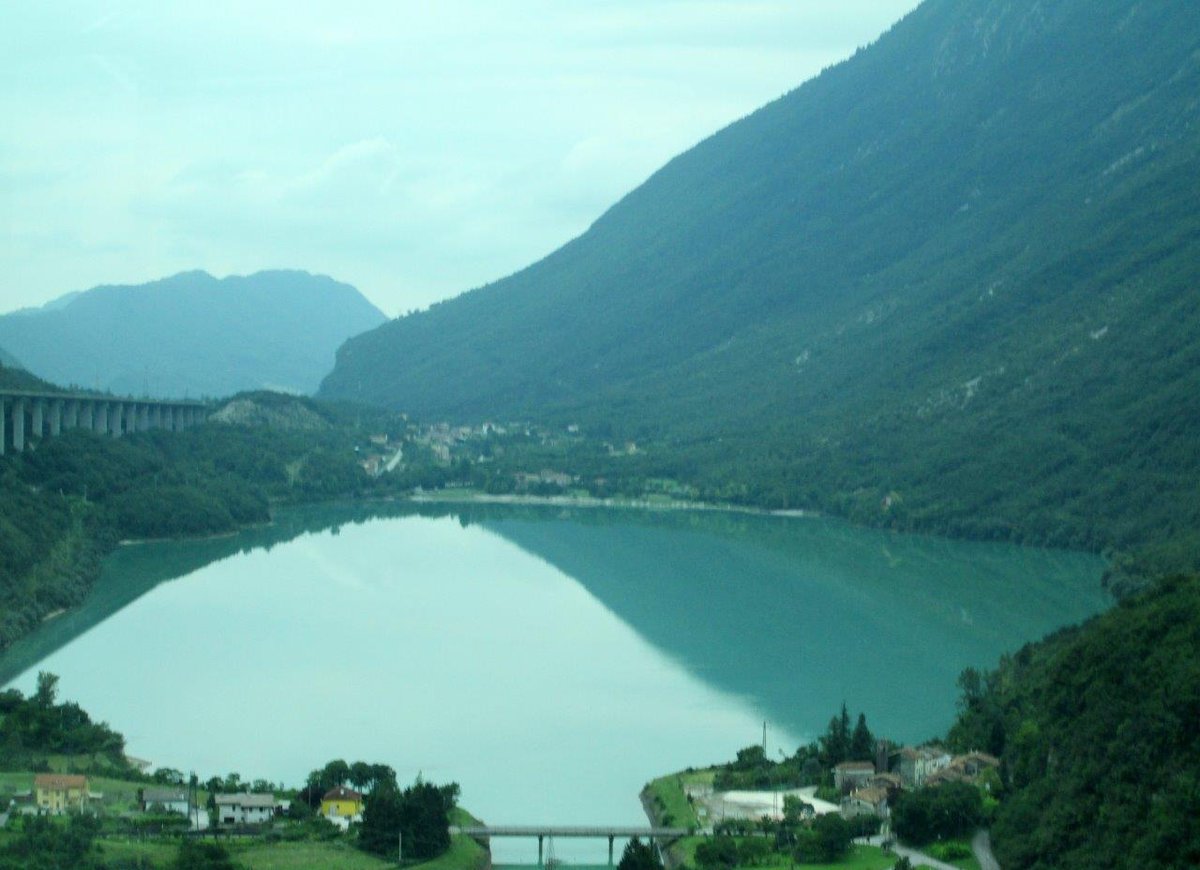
[{"xmin": 398, "ymin": 830, "xmax": 403, "ymax": 865}]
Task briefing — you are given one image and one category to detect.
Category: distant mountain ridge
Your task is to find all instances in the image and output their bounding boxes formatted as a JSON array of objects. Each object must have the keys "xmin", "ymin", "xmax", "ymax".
[
  {"xmin": 0, "ymin": 270, "xmax": 386, "ymax": 398},
  {"xmin": 320, "ymin": 0, "xmax": 1200, "ymax": 580}
]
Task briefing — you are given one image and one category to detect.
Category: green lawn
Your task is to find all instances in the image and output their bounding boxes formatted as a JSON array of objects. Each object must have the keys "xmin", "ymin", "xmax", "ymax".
[
  {"xmin": 642, "ymin": 768, "xmax": 714, "ymax": 830},
  {"xmin": 925, "ymin": 837, "xmax": 980, "ymax": 870},
  {"xmin": 95, "ymin": 838, "xmax": 178, "ymax": 867},
  {"xmin": 235, "ymin": 840, "xmax": 394, "ymax": 869},
  {"xmin": 668, "ymin": 838, "xmax": 892, "ymax": 870}
]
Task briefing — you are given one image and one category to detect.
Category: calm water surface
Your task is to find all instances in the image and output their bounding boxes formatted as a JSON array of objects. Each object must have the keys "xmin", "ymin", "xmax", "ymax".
[{"xmin": 0, "ymin": 502, "xmax": 1107, "ymax": 862}]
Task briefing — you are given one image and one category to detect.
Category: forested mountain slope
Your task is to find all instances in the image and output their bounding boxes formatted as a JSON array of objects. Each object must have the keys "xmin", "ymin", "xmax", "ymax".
[
  {"xmin": 321, "ymin": 0, "xmax": 1200, "ymax": 583},
  {"xmin": 948, "ymin": 573, "xmax": 1200, "ymax": 868},
  {"xmin": 0, "ymin": 270, "xmax": 385, "ymax": 398}
]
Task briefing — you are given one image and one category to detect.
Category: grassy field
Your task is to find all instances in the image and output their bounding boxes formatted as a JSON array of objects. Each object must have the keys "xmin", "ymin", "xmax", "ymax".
[
  {"xmin": 418, "ymin": 806, "xmax": 490, "ymax": 870},
  {"xmin": 95, "ymin": 838, "xmax": 178, "ymax": 867},
  {"xmin": 926, "ymin": 837, "xmax": 980, "ymax": 870},
  {"xmin": 668, "ymin": 840, "xmax": 893, "ymax": 870},
  {"xmin": 236, "ymin": 840, "xmax": 394, "ymax": 869},
  {"xmin": 642, "ymin": 768, "xmax": 714, "ymax": 830}
]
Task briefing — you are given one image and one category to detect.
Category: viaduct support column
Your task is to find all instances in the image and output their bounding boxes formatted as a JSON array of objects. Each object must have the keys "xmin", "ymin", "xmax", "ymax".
[
  {"xmin": 80, "ymin": 401, "xmax": 94, "ymax": 432},
  {"xmin": 152, "ymin": 406, "xmax": 162, "ymax": 429},
  {"xmin": 12, "ymin": 400, "xmax": 25, "ymax": 452},
  {"xmin": 609, "ymin": 836, "xmax": 615, "ymax": 866},
  {"xmin": 31, "ymin": 399, "xmax": 44, "ymax": 441},
  {"xmin": 538, "ymin": 836, "xmax": 544, "ymax": 866},
  {"xmin": 138, "ymin": 404, "xmax": 150, "ymax": 431},
  {"xmin": 49, "ymin": 400, "xmax": 62, "ymax": 436},
  {"xmin": 65, "ymin": 400, "xmax": 78, "ymax": 430},
  {"xmin": 113, "ymin": 402, "xmax": 126, "ymax": 438},
  {"xmin": 95, "ymin": 402, "xmax": 108, "ymax": 436}
]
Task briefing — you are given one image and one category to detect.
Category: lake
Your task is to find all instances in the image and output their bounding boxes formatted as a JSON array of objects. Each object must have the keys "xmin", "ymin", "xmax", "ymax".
[{"xmin": 0, "ymin": 500, "xmax": 1108, "ymax": 862}]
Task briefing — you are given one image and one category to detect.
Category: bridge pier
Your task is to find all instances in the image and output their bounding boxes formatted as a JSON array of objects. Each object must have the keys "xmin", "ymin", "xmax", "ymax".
[
  {"xmin": 0, "ymin": 391, "xmax": 206, "ymax": 452},
  {"xmin": 12, "ymin": 399, "xmax": 25, "ymax": 452},
  {"xmin": 609, "ymin": 835, "xmax": 615, "ymax": 866},
  {"xmin": 538, "ymin": 835, "xmax": 544, "ymax": 866}
]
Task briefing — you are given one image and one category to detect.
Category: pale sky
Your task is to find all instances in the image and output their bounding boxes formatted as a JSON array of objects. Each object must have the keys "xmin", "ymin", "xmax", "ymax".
[{"xmin": 1, "ymin": 1, "xmax": 920, "ymax": 317}]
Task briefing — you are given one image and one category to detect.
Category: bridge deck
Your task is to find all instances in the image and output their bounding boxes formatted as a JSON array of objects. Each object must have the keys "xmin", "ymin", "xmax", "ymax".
[
  {"xmin": 452, "ymin": 826, "xmax": 692, "ymax": 839},
  {"xmin": 0, "ymin": 388, "xmax": 206, "ymax": 406}
]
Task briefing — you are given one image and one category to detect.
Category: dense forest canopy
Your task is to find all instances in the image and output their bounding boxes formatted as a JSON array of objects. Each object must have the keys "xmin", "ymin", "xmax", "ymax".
[{"xmin": 947, "ymin": 573, "xmax": 1200, "ymax": 868}]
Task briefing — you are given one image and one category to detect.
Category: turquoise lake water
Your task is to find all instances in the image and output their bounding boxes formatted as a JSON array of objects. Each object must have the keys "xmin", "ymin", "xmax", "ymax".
[{"xmin": 0, "ymin": 501, "xmax": 1108, "ymax": 862}]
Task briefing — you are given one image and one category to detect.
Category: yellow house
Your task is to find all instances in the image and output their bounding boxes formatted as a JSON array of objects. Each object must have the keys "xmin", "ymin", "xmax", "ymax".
[
  {"xmin": 320, "ymin": 785, "xmax": 364, "ymax": 819},
  {"xmin": 34, "ymin": 774, "xmax": 89, "ymax": 813}
]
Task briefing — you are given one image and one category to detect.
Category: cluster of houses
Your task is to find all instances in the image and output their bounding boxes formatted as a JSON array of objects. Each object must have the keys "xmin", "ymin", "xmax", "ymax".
[
  {"xmin": 834, "ymin": 745, "xmax": 1000, "ymax": 820},
  {"xmin": 15, "ymin": 775, "xmax": 367, "ymax": 831}
]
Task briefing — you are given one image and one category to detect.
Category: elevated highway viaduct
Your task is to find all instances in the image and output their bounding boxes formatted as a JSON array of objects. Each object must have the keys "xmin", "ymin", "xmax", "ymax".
[{"xmin": 0, "ymin": 389, "xmax": 208, "ymax": 454}]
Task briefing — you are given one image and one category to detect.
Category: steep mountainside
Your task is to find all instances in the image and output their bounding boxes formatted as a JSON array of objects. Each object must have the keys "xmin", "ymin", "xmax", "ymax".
[
  {"xmin": 0, "ymin": 270, "xmax": 385, "ymax": 398},
  {"xmin": 321, "ymin": 0, "xmax": 1200, "ymax": 580},
  {"xmin": 948, "ymin": 573, "xmax": 1200, "ymax": 868},
  {"xmin": 0, "ymin": 346, "xmax": 22, "ymax": 370}
]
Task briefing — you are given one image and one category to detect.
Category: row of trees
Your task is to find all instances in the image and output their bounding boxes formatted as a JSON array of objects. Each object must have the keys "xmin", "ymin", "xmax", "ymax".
[
  {"xmin": 695, "ymin": 813, "xmax": 860, "ymax": 868},
  {"xmin": 713, "ymin": 704, "xmax": 877, "ymax": 791}
]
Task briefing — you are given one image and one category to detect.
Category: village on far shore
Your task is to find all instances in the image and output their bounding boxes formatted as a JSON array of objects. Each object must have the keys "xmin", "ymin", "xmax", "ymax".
[
  {"xmin": 682, "ymin": 744, "xmax": 1000, "ymax": 829},
  {"xmin": 7, "ymin": 771, "xmax": 367, "ymax": 832}
]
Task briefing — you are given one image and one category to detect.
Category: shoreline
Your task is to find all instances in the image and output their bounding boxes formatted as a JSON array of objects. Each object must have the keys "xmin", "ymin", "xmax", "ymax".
[{"xmin": 407, "ymin": 489, "xmax": 818, "ymax": 519}]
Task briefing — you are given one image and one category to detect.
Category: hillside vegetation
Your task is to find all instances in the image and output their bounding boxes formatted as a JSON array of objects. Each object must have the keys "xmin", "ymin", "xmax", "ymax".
[
  {"xmin": 948, "ymin": 573, "xmax": 1200, "ymax": 868},
  {"xmin": 320, "ymin": 0, "xmax": 1200, "ymax": 587},
  {"xmin": 0, "ymin": 270, "xmax": 385, "ymax": 397}
]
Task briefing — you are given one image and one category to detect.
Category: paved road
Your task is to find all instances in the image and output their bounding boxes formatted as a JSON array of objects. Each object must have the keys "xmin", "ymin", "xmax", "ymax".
[
  {"xmin": 384, "ymin": 444, "xmax": 404, "ymax": 473},
  {"xmin": 972, "ymin": 829, "xmax": 1001, "ymax": 870},
  {"xmin": 856, "ymin": 835, "xmax": 959, "ymax": 870}
]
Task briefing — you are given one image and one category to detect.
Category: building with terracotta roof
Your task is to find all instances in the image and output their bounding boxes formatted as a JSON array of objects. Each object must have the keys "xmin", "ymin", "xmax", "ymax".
[
  {"xmin": 34, "ymin": 774, "xmax": 89, "ymax": 813},
  {"xmin": 320, "ymin": 785, "xmax": 364, "ymax": 820},
  {"xmin": 891, "ymin": 745, "xmax": 952, "ymax": 788},
  {"xmin": 842, "ymin": 785, "xmax": 890, "ymax": 819}
]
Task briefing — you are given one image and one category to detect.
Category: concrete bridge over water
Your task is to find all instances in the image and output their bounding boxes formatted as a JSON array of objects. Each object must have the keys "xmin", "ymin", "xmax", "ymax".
[
  {"xmin": 0, "ymin": 389, "xmax": 208, "ymax": 455},
  {"xmin": 450, "ymin": 825, "xmax": 695, "ymax": 865}
]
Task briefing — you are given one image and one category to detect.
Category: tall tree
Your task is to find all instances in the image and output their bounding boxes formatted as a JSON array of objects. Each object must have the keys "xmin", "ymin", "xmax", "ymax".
[
  {"xmin": 820, "ymin": 703, "xmax": 851, "ymax": 766},
  {"xmin": 849, "ymin": 713, "xmax": 874, "ymax": 761},
  {"xmin": 349, "ymin": 761, "xmax": 373, "ymax": 791},
  {"xmin": 33, "ymin": 672, "xmax": 58, "ymax": 709}
]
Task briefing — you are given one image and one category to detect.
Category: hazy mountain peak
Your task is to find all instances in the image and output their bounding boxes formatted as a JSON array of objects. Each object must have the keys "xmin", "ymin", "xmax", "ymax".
[{"xmin": 0, "ymin": 270, "xmax": 386, "ymax": 397}]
